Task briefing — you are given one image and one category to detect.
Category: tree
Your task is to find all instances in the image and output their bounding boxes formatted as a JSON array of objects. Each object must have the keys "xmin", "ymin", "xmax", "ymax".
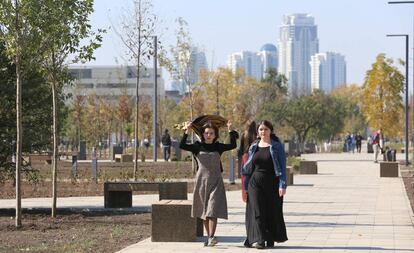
[
  {"xmin": 0, "ymin": 0, "xmax": 43, "ymax": 228},
  {"xmin": 118, "ymin": 93, "xmax": 133, "ymax": 148},
  {"xmin": 361, "ymin": 54, "xmax": 404, "ymax": 137},
  {"xmin": 0, "ymin": 42, "xmax": 53, "ymax": 174},
  {"xmin": 114, "ymin": 0, "xmax": 158, "ymax": 180},
  {"xmin": 169, "ymin": 17, "xmax": 196, "ymax": 120},
  {"xmin": 280, "ymin": 91, "xmax": 344, "ymax": 153},
  {"xmin": 332, "ymin": 84, "xmax": 367, "ymax": 135},
  {"xmin": 33, "ymin": 0, "xmax": 103, "ymax": 218}
]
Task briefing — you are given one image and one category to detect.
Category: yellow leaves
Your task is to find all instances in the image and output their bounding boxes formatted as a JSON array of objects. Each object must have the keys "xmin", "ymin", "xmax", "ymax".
[{"xmin": 361, "ymin": 54, "xmax": 404, "ymax": 138}]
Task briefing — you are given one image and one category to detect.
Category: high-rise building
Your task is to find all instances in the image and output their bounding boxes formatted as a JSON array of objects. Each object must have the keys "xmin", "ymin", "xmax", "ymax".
[
  {"xmin": 171, "ymin": 47, "xmax": 208, "ymax": 94},
  {"xmin": 65, "ymin": 65, "xmax": 165, "ymax": 103},
  {"xmin": 278, "ymin": 13, "xmax": 319, "ymax": 96},
  {"xmin": 259, "ymin": 43, "xmax": 278, "ymax": 79},
  {"xmin": 227, "ymin": 51, "xmax": 262, "ymax": 80},
  {"xmin": 310, "ymin": 52, "xmax": 346, "ymax": 93}
]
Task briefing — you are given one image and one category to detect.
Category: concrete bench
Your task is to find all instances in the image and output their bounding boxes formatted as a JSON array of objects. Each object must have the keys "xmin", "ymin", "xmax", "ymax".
[
  {"xmin": 114, "ymin": 154, "xmax": 133, "ymax": 163},
  {"xmin": 380, "ymin": 162, "xmax": 399, "ymax": 177},
  {"xmin": 28, "ymin": 154, "xmax": 52, "ymax": 165},
  {"xmin": 152, "ymin": 200, "xmax": 203, "ymax": 242},
  {"xmin": 104, "ymin": 181, "xmax": 188, "ymax": 208},
  {"xmin": 299, "ymin": 161, "xmax": 318, "ymax": 174}
]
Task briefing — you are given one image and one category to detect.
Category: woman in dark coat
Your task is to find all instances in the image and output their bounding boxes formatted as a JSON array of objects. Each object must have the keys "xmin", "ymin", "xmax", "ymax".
[
  {"xmin": 180, "ymin": 120, "xmax": 238, "ymax": 247},
  {"xmin": 242, "ymin": 120, "xmax": 288, "ymax": 249}
]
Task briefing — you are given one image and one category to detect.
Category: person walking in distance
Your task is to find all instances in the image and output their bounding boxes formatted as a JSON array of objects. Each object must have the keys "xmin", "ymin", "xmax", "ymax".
[
  {"xmin": 242, "ymin": 120, "xmax": 288, "ymax": 249},
  {"xmin": 238, "ymin": 121, "xmax": 257, "ymax": 202},
  {"xmin": 161, "ymin": 129, "xmax": 172, "ymax": 161},
  {"xmin": 372, "ymin": 129, "xmax": 383, "ymax": 163},
  {"xmin": 355, "ymin": 132, "xmax": 363, "ymax": 153},
  {"xmin": 180, "ymin": 120, "xmax": 238, "ymax": 246}
]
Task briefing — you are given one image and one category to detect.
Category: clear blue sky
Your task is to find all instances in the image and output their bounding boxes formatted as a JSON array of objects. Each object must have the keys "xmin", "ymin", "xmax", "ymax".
[{"xmin": 87, "ymin": 0, "xmax": 413, "ymax": 89}]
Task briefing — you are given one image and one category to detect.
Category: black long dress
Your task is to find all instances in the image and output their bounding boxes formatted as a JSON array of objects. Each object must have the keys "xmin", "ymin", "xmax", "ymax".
[{"xmin": 245, "ymin": 146, "xmax": 288, "ymax": 244}]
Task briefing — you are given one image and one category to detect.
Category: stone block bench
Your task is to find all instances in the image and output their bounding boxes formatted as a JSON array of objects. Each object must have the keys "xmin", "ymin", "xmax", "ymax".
[
  {"xmin": 380, "ymin": 162, "xmax": 399, "ymax": 177},
  {"xmin": 299, "ymin": 161, "xmax": 318, "ymax": 174},
  {"xmin": 28, "ymin": 154, "xmax": 52, "ymax": 165},
  {"xmin": 152, "ymin": 200, "xmax": 203, "ymax": 242},
  {"xmin": 104, "ymin": 181, "xmax": 187, "ymax": 208},
  {"xmin": 114, "ymin": 154, "xmax": 133, "ymax": 163}
]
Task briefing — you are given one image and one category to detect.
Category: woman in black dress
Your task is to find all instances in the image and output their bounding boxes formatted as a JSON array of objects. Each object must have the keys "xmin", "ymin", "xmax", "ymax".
[{"xmin": 242, "ymin": 120, "xmax": 288, "ymax": 249}]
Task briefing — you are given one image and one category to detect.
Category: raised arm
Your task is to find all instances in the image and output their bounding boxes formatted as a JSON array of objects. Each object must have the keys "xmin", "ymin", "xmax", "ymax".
[
  {"xmin": 217, "ymin": 121, "xmax": 238, "ymax": 153},
  {"xmin": 179, "ymin": 133, "xmax": 199, "ymax": 153},
  {"xmin": 179, "ymin": 121, "xmax": 200, "ymax": 153}
]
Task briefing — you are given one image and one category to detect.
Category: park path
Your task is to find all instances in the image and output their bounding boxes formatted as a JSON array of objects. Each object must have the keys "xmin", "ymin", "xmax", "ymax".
[{"xmin": 119, "ymin": 152, "xmax": 414, "ymax": 253}]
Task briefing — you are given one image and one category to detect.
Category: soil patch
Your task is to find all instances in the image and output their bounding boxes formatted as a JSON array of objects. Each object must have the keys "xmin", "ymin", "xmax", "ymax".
[{"xmin": 0, "ymin": 209, "xmax": 150, "ymax": 253}]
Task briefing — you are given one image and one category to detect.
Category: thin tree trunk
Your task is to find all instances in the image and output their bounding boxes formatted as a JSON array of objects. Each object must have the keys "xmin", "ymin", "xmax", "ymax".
[
  {"xmin": 15, "ymin": 54, "xmax": 22, "ymax": 228},
  {"xmin": 14, "ymin": 0, "xmax": 22, "ymax": 228},
  {"xmin": 134, "ymin": 59, "xmax": 141, "ymax": 180},
  {"xmin": 51, "ymin": 80, "xmax": 58, "ymax": 218}
]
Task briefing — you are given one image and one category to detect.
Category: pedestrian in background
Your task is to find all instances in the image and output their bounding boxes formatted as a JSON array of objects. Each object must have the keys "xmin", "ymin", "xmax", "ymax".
[
  {"xmin": 161, "ymin": 129, "xmax": 171, "ymax": 161},
  {"xmin": 372, "ymin": 129, "xmax": 383, "ymax": 163},
  {"xmin": 356, "ymin": 132, "xmax": 363, "ymax": 153},
  {"xmin": 238, "ymin": 121, "xmax": 257, "ymax": 202}
]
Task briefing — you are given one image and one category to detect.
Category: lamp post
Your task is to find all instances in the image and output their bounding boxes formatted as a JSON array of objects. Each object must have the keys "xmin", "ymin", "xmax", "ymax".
[
  {"xmin": 389, "ymin": 1, "xmax": 414, "ymax": 163},
  {"xmin": 387, "ymin": 34, "xmax": 409, "ymax": 165},
  {"xmin": 152, "ymin": 35, "xmax": 158, "ymax": 162}
]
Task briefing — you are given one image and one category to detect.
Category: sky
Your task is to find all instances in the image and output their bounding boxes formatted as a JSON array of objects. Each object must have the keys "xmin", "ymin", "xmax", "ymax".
[{"xmin": 86, "ymin": 0, "xmax": 414, "ymax": 90}]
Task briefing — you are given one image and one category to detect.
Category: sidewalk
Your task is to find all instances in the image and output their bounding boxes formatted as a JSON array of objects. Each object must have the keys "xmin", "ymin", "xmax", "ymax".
[
  {"xmin": 119, "ymin": 153, "xmax": 414, "ymax": 252},
  {"xmin": 1, "ymin": 153, "xmax": 414, "ymax": 252}
]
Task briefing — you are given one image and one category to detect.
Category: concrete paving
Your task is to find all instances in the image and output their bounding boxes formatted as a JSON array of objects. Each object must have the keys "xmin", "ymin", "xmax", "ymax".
[
  {"xmin": 118, "ymin": 152, "xmax": 414, "ymax": 252},
  {"xmin": 1, "ymin": 152, "xmax": 414, "ymax": 252}
]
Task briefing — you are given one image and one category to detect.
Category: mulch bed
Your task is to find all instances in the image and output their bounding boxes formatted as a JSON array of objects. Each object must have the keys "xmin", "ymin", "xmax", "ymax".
[
  {"xmin": 0, "ymin": 209, "xmax": 151, "ymax": 253},
  {"xmin": 401, "ymin": 170, "xmax": 414, "ymax": 215}
]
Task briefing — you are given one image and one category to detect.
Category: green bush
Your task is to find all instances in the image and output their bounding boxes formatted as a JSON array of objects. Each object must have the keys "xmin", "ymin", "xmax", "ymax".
[{"xmin": 287, "ymin": 156, "xmax": 300, "ymax": 171}]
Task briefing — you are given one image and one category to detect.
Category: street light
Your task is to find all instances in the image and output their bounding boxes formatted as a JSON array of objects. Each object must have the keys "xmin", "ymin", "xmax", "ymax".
[
  {"xmin": 387, "ymin": 34, "xmax": 409, "ymax": 165},
  {"xmin": 152, "ymin": 35, "xmax": 158, "ymax": 162},
  {"xmin": 389, "ymin": 1, "xmax": 414, "ymax": 164}
]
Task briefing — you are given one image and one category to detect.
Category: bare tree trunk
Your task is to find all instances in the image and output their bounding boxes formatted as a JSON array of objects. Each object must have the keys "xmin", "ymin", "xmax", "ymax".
[
  {"xmin": 15, "ymin": 53, "xmax": 22, "ymax": 228},
  {"xmin": 51, "ymin": 80, "xmax": 58, "ymax": 218},
  {"xmin": 133, "ymin": 60, "xmax": 140, "ymax": 180}
]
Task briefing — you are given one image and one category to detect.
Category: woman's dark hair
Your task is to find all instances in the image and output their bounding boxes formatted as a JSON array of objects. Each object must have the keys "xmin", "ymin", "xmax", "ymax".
[
  {"xmin": 241, "ymin": 121, "xmax": 257, "ymax": 153},
  {"xmin": 257, "ymin": 120, "xmax": 280, "ymax": 143},
  {"xmin": 201, "ymin": 121, "xmax": 219, "ymax": 143}
]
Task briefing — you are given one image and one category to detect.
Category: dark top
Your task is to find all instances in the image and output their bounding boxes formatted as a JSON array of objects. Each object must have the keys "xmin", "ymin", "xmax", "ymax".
[
  {"xmin": 356, "ymin": 135, "xmax": 363, "ymax": 143},
  {"xmin": 179, "ymin": 131, "xmax": 238, "ymax": 155},
  {"xmin": 161, "ymin": 133, "xmax": 171, "ymax": 146},
  {"xmin": 252, "ymin": 146, "xmax": 275, "ymax": 175}
]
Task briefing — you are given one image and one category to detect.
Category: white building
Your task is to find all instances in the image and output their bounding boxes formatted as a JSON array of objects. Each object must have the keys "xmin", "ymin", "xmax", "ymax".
[
  {"xmin": 310, "ymin": 52, "xmax": 346, "ymax": 93},
  {"xmin": 259, "ymin": 43, "xmax": 278, "ymax": 79},
  {"xmin": 227, "ymin": 51, "xmax": 262, "ymax": 80},
  {"xmin": 278, "ymin": 13, "xmax": 319, "ymax": 96},
  {"xmin": 65, "ymin": 65, "xmax": 165, "ymax": 103}
]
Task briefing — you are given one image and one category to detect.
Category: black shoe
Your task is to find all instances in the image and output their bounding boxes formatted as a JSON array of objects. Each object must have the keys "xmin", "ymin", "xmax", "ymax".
[
  {"xmin": 255, "ymin": 242, "xmax": 265, "ymax": 249},
  {"xmin": 266, "ymin": 241, "xmax": 274, "ymax": 248},
  {"xmin": 243, "ymin": 238, "xmax": 251, "ymax": 248}
]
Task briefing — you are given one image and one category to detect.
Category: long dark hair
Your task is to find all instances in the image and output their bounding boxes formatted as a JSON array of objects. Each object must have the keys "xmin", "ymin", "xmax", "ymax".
[
  {"xmin": 201, "ymin": 121, "xmax": 219, "ymax": 143},
  {"xmin": 241, "ymin": 121, "xmax": 257, "ymax": 153},
  {"xmin": 257, "ymin": 120, "xmax": 280, "ymax": 143}
]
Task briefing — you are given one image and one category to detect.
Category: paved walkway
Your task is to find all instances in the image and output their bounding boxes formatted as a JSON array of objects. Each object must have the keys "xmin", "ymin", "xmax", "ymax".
[
  {"xmin": 1, "ymin": 152, "xmax": 414, "ymax": 252},
  {"xmin": 119, "ymin": 152, "xmax": 414, "ymax": 252}
]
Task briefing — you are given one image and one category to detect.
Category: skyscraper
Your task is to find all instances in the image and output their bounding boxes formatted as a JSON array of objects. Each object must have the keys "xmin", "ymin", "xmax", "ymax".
[
  {"xmin": 278, "ymin": 13, "xmax": 319, "ymax": 96},
  {"xmin": 259, "ymin": 43, "xmax": 278, "ymax": 79},
  {"xmin": 171, "ymin": 46, "xmax": 208, "ymax": 94},
  {"xmin": 310, "ymin": 52, "xmax": 346, "ymax": 93},
  {"xmin": 227, "ymin": 51, "xmax": 262, "ymax": 80}
]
